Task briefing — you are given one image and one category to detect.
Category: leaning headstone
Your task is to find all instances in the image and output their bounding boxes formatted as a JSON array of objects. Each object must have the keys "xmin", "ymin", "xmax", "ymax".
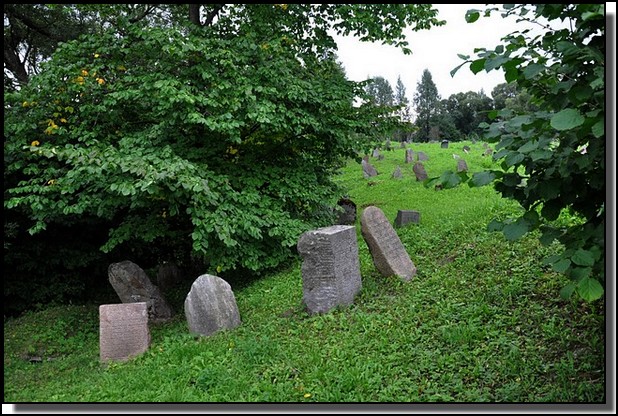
[
  {"xmin": 297, "ymin": 225, "xmax": 362, "ymax": 314},
  {"xmin": 99, "ymin": 302, "xmax": 150, "ymax": 363},
  {"xmin": 417, "ymin": 151, "xmax": 429, "ymax": 161},
  {"xmin": 441, "ymin": 140, "xmax": 449, "ymax": 149},
  {"xmin": 392, "ymin": 166, "xmax": 403, "ymax": 179},
  {"xmin": 184, "ymin": 274, "xmax": 241, "ymax": 337},
  {"xmin": 394, "ymin": 210, "xmax": 421, "ymax": 228},
  {"xmin": 360, "ymin": 206, "xmax": 416, "ymax": 281},
  {"xmin": 362, "ymin": 159, "xmax": 378, "ymax": 178},
  {"xmin": 457, "ymin": 159, "xmax": 469, "ymax": 172},
  {"xmin": 405, "ymin": 149, "xmax": 415, "ymax": 164},
  {"xmin": 336, "ymin": 197, "xmax": 357, "ymax": 225},
  {"xmin": 462, "ymin": 145, "xmax": 471, "ymax": 153},
  {"xmin": 413, "ymin": 162, "xmax": 428, "ymax": 181},
  {"xmin": 108, "ymin": 261, "xmax": 174, "ymax": 323}
]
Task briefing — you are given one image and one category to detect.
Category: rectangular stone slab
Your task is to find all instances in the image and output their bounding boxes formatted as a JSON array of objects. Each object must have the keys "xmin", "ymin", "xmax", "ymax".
[{"xmin": 99, "ymin": 302, "xmax": 150, "ymax": 363}]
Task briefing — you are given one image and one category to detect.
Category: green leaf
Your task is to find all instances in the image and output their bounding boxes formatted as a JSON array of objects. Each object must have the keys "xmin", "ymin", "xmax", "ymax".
[
  {"xmin": 570, "ymin": 267, "xmax": 591, "ymax": 281},
  {"xmin": 465, "ymin": 10, "xmax": 480, "ymax": 23},
  {"xmin": 539, "ymin": 227, "xmax": 562, "ymax": 246},
  {"xmin": 559, "ymin": 283, "xmax": 576, "ymax": 299},
  {"xmin": 487, "ymin": 219, "xmax": 504, "ymax": 232},
  {"xmin": 470, "ymin": 171, "xmax": 496, "ymax": 187},
  {"xmin": 576, "ymin": 277, "xmax": 604, "ymax": 302},
  {"xmin": 503, "ymin": 219, "xmax": 528, "ymax": 241},
  {"xmin": 571, "ymin": 249, "xmax": 595, "ymax": 267},
  {"xmin": 504, "ymin": 151, "xmax": 524, "ymax": 167},
  {"xmin": 550, "ymin": 109, "xmax": 585, "ymax": 131},
  {"xmin": 470, "ymin": 59, "xmax": 486, "ymax": 74},
  {"xmin": 551, "ymin": 258, "xmax": 571, "ymax": 273},
  {"xmin": 591, "ymin": 119, "xmax": 604, "ymax": 138},
  {"xmin": 517, "ymin": 141, "xmax": 538, "ymax": 153},
  {"xmin": 523, "ymin": 63, "xmax": 545, "ymax": 79}
]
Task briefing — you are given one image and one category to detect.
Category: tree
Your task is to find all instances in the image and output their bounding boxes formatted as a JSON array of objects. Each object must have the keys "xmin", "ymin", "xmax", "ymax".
[
  {"xmin": 491, "ymin": 82, "xmax": 538, "ymax": 114},
  {"xmin": 447, "ymin": 4, "xmax": 605, "ymax": 302},
  {"xmin": 412, "ymin": 68, "xmax": 440, "ymax": 142},
  {"xmin": 4, "ymin": 4, "xmax": 445, "ymax": 312},
  {"xmin": 365, "ymin": 76, "xmax": 394, "ymax": 107},
  {"xmin": 442, "ymin": 90, "xmax": 494, "ymax": 139},
  {"xmin": 393, "ymin": 75, "xmax": 414, "ymax": 142}
]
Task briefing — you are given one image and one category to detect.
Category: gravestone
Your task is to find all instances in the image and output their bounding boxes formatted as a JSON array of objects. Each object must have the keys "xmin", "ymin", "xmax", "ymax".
[
  {"xmin": 457, "ymin": 159, "xmax": 468, "ymax": 172},
  {"xmin": 441, "ymin": 140, "xmax": 449, "ymax": 149},
  {"xmin": 99, "ymin": 302, "xmax": 150, "ymax": 363},
  {"xmin": 394, "ymin": 210, "xmax": 421, "ymax": 228},
  {"xmin": 400, "ymin": 141, "xmax": 407, "ymax": 149},
  {"xmin": 362, "ymin": 159, "xmax": 378, "ymax": 178},
  {"xmin": 108, "ymin": 261, "xmax": 173, "ymax": 323},
  {"xmin": 405, "ymin": 149, "xmax": 415, "ymax": 164},
  {"xmin": 336, "ymin": 197, "xmax": 357, "ymax": 225},
  {"xmin": 392, "ymin": 166, "xmax": 403, "ymax": 179},
  {"xmin": 484, "ymin": 148, "xmax": 493, "ymax": 156},
  {"xmin": 360, "ymin": 206, "xmax": 416, "ymax": 281},
  {"xmin": 297, "ymin": 225, "xmax": 362, "ymax": 315},
  {"xmin": 377, "ymin": 154, "xmax": 385, "ymax": 161},
  {"xmin": 462, "ymin": 145, "xmax": 471, "ymax": 153},
  {"xmin": 385, "ymin": 140, "xmax": 392, "ymax": 151},
  {"xmin": 417, "ymin": 151, "xmax": 429, "ymax": 161},
  {"xmin": 157, "ymin": 262, "xmax": 182, "ymax": 293},
  {"xmin": 372, "ymin": 148, "xmax": 380, "ymax": 158},
  {"xmin": 362, "ymin": 154, "xmax": 369, "ymax": 162},
  {"xmin": 413, "ymin": 162, "xmax": 428, "ymax": 181},
  {"xmin": 184, "ymin": 274, "xmax": 241, "ymax": 337}
]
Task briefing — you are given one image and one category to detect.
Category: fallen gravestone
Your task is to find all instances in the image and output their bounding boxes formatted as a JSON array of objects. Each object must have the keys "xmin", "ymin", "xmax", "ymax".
[
  {"xmin": 457, "ymin": 159, "xmax": 468, "ymax": 172},
  {"xmin": 394, "ymin": 210, "xmax": 421, "ymax": 228},
  {"xmin": 99, "ymin": 302, "xmax": 150, "ymax": 363},
  {"xmin": 336, "ymin": 197, "xmax": 357, "ymax": 225},
  {"xmin": 362, "ymin": 159, "xmax": 378, "ymax": 178},
  {"xmin": 108, "ymin": 260, "xmax": 173, "ymax": 323},
  {"xmin": 297, "ymin": 225, "xmax": 362, "ymax": 314},
  {"xmin": 392, "ymin": 166, "xmax": 403, "ymax": 179},
  {"xmin": 413, "ymin": 162, "xmax": 428, "ymax": 181},
  {"xmin": 417, "ymin": 151, "xmax": 429, "ymax": 161},
  {"xmin": 405, "ymin": 149, "xmax": 415, "ymax": 164},
  {"xmin": 184, "ymin": 274, "xmax": 241, "ymax": 337},
  {"xmin": 360, "ymin": 206, "xmax": 416, "ymax": 281}
]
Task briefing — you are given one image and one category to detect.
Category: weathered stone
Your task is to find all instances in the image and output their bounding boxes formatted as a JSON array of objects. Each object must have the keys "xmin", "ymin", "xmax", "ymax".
[
  {"xmin": 417, "ymin": 151, "xmax": 429, "ymax": 161},
  {"xmin": 372, "ymin": 148, "xmax": 380, "ymax": 158},
  {"xmin": 336, "ymin": 197, "xmax": 357, "ymax": 225},
  {"xmin": 457, "ymin": 159, "xmax": 468, "ymax": 172},
  {"xmin": 392, "ymin": 166, "xmax": 403, "ymax": 179},
  {"xmin": 108, "ymin": 261, "xmax": 173, "ymax": 323},
  {"xmin": 362, "ymin": 159, "xmax": 378, "ymax": 178},
  {"xmin": 394, "ymin": 210, "xmax": 421, "ymax": 228},
  {"xmin": 184, "ymin": 274, "xmax": 241, "ymax": 337},
  {"xmin": 99, "ymin": 302, "xmax": 150, "ymax": 363},
  {"xmin": 297, "ymin": 225, "xmax": 362, "ymax": 314},
  {"xmin": 413, "ymin": 162, "xmax": 428, "ymax": 181},
  {"xmin": 462, "ymin": 145, "xmax": 471, "ymax": 153},
  {"xmin": 399, "ymin": 141, "xmax": 407, "ymax": 149},
  {"xmin": 360, "ymin": 206, "xmax": 416, "ymax": 281},
  {"xmin": 405, "ymin": 149, "xmax": 415, "ymax": 164},
  {"xmin": 484, "ymin": 148, "xmax": 493, "ymax": 156},
  {"xmin": 441, "ymin": 140, "xmax": 449, "ymax": 149}
]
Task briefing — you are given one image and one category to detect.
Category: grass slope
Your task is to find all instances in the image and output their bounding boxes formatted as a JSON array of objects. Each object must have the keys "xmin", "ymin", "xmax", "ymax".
[{"xmin": 4, "ymin": 141, "xmax": 606, "ymax": 404}]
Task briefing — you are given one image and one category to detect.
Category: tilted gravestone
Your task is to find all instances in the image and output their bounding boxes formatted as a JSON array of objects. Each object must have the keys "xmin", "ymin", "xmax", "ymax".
[
  {"xmin": 184, "ymin": 274, "xmax": 241, "ymax": 337},
  {"xmin": 362, "ymin": 159, "xmax": 378, "ymax": 178},
  {"xmin": 457, "ymin": 159, "xmax": 469, "ymax": 172},
  {"xmin": 297, "ymin": 225, "xmax": 362, "ymax": 314},
  {"xmin": 417, "ymin": 151, "xmax": 429, "ymax": 161},
  {"xmin": 108, "ymin": 260, "xmax": 173, "ymax": 323},
  {"xmin": 336, "ymin": 197, "xmax": 357, "ymax": 225},
  {"xmin": 413, "ymin": 162, "xmax": 428, "ymax": 181},
  {"xmin": 395, "ymin": 210, "xmax": 421, "ymax": 228},
  {"xmin": 360, "ymin": 206, "xmax": 417, "ymax": 281},
  {"xmin": 99, "ymin": 302, "xmax": 150, "ymax": 363},
  {"xmin": 462, "ymin": 145, "xmax": 471, "ymax": 153},
  {"xmin": 392, "ymin": 166, "xmax": 403, "ymax": 179},
  {"xmin": 405, "ymin": 149, "xmax": 415, "ymax": 164}
]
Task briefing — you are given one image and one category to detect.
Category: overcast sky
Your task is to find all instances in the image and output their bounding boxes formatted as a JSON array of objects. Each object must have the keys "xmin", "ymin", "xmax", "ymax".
[{"xmin": 333, "ymin": 3, "xmax": 612, "ymax": 100}]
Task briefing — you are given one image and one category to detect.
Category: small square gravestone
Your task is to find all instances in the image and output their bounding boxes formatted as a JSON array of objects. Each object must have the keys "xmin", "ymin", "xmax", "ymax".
[
  {"xmin": 395, "ymin": 210, "xmax": 420, "ymax": 228},
  {"xmin": 100, "ymin": 302, "xmax": 150, "ymax": 363},
  {"xmin": 441, "ymin": 140, "xmax": 449, "ymax": 149}
]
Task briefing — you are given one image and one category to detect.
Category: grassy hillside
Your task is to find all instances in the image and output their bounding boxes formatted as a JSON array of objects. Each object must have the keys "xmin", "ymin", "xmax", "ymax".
[{"xmin": 4, "ymin": 141, "xmax": 605, "ymax": 404}]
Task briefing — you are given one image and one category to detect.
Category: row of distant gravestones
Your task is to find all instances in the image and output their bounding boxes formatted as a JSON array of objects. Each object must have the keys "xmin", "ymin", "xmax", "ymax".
[{"xmin": 99, "ymin": 205, "xmax": 419, "ymax": 363}]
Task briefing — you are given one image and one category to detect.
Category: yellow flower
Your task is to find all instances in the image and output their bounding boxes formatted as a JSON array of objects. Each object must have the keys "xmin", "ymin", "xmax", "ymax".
[
  {"xmin": 60, "ymin": 118, "xmax": 67, "ymax": 123},
  {"xmin": 31, "ymin": 140, "xmax": 40, "ymax": 147},
  {"xmin": 81, "ymin": 69, "xmax": 89, "ymax": 76},
  {"xmin": 75, "ymin": 76, "xmax": 85, "ymax": 85},
  {"xmin": 47, "ymin": 179, "xmax": 57, "ymax": 186},
  {"xmin": 94, "ymin": 53, "xmax": 100, "ymax": 58},
  {"xmin": 22, "ymin": 101, "xmax": 29, "ymax": 108},
  {"xmin": 96, "ymin": 77, "xmax": 105, "ymax": 85},
  {"xmin": 303, "ymin": 393, "xmax": 311, "ymax": 398}
]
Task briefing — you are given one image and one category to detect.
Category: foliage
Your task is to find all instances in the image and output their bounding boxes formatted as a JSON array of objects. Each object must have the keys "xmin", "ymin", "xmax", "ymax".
[
  {"xmin": 412, "ymin": 68, "xmax": 441, "ymax": 142},
  {"xmin": 364, "ymin": 76, "xmax": 394, "ymax": 107},
  {"xmin": 393, "ymin": 75, "xmax": 415, "ymax": 142},
  {"xmin": 441, "ymin": 90, "xmax": 494, "ymax": 139},
  {"xmin": 4, "ymin": 4, "xmax": 444, "ymax": 305},
  {"xmin": 448, "ymin": 4, "xmax": 605, "ymax": 302},
  {"xmin": 4, "ymin": 144, "xmax": 605, "ymax": 403}
]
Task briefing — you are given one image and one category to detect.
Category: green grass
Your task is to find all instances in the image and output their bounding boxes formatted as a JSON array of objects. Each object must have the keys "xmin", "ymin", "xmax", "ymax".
[{"xmin": 4, "ymin": 140, "xmax": 606, "ymax": 403}]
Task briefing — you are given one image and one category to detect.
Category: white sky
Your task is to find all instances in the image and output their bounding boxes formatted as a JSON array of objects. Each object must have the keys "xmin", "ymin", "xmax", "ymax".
[{"xmin": 333, "ymin": 3, "xmax": 613, "ymax": 100}]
